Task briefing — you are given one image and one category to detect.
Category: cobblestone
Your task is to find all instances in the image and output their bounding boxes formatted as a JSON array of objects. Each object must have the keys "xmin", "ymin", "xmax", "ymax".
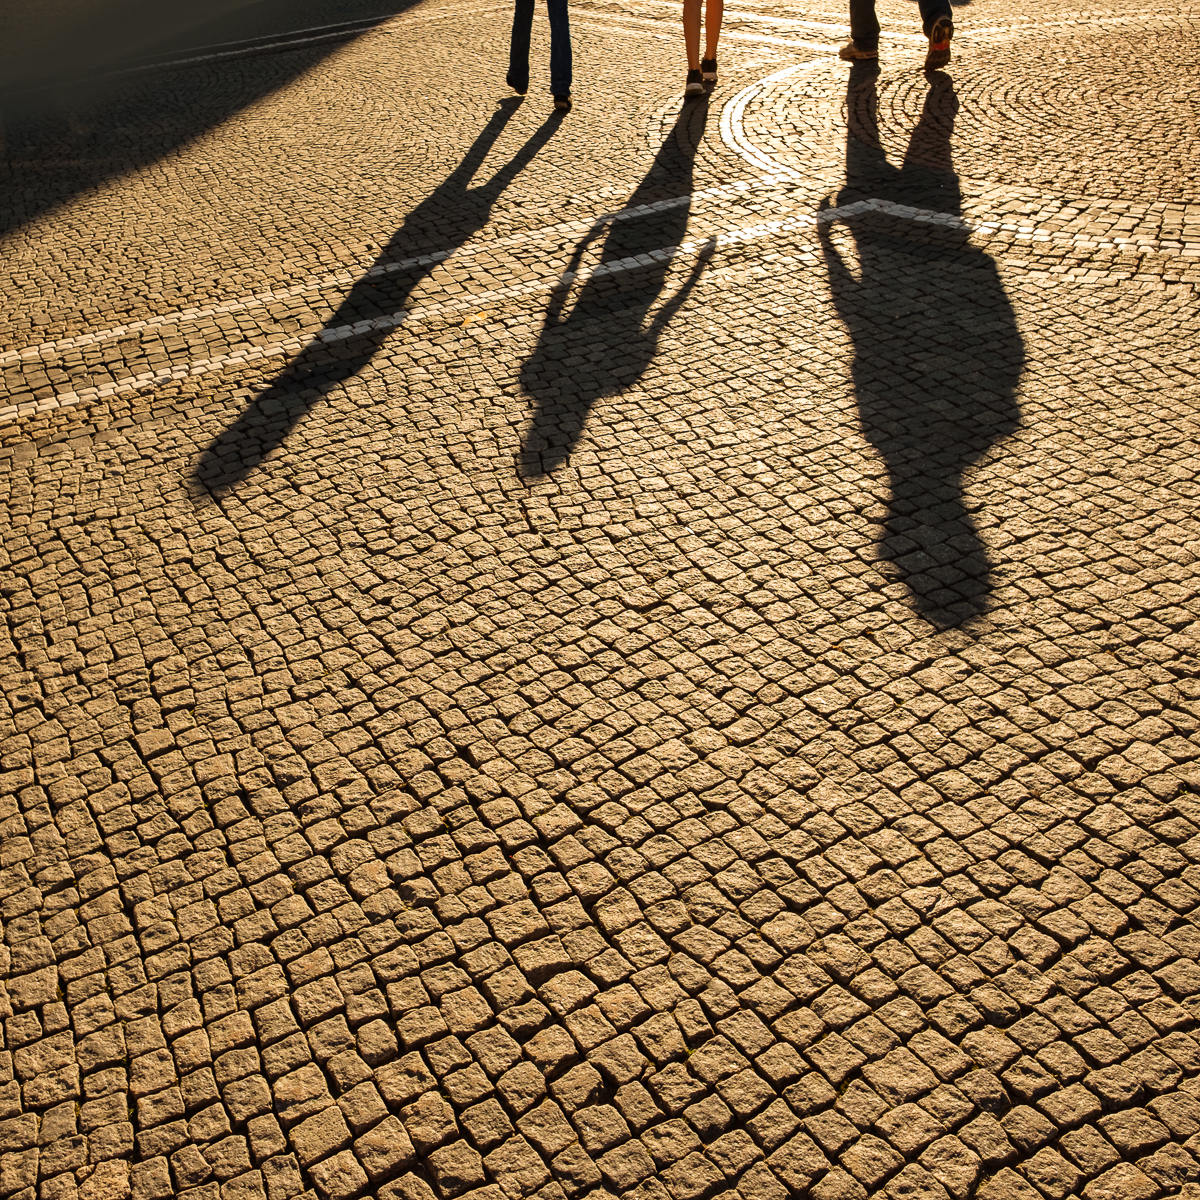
[{"xmin": 3, "ymin": 0, "xmax": 1200, "ymax": 1198}]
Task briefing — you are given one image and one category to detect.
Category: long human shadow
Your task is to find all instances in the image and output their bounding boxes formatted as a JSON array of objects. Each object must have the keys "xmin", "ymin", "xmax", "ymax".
[
  {"xmin": 518, "ymin": 97, "xmax": 711, "ymax": 478},
  {"xmin": 819, "ymin": 65, "xmax": 1023, "ymax": 627},
  {"xmin": 193, "ymin": 98, "xmax": 562, "ymax": 494}
]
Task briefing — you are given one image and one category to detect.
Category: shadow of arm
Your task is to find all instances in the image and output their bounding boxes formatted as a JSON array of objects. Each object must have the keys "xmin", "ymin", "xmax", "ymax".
[
  {"xmin": 815, "ymin": 199, "xmax": 859, "ymax": 301},
  {"xmin": 645, "ymin": 234, "xmax": 715, "ymax": 337}
]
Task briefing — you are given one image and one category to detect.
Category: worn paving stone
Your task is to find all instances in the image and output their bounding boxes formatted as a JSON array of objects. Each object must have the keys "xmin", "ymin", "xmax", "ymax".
[{"xmin": 2, "ymin": 0, "xmax": 1200, "ymax": 1198}]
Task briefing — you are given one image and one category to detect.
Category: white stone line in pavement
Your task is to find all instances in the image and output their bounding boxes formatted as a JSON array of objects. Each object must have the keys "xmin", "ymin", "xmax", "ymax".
[
  {"xmin": 76, "ymin": 0, "xmax": 1198, "ymax": 94},
  {"xmin": 1, "ymin": 50, "xmax": 821, "ymax": 374},
  {"xmin": 719, "ymin": 56, "xmax": 1200, "ymax": 256},
  {"xmin": 579, "ymin": 1, "xmax": 1198, "ymax": 41},
  {"xmin": 570, "ymin": 15, "xmax": 678, "ymax": 41},
  {"xmin": 42, "ymin": 0, "xmax": 1162, "ymax": 99},
  {"xmin": 0, "ymin": 201, "xmax": 871, "ymax": 426},
  {"xmin": 6, "ymin": 164, "xmax": 1195, "ymax": 404},
  {"xmin": 9, "ymin": 5, "xmax": 1196, "ymax": 403},
  {"xmin": 5, "ymin": 195, "xmax": 1190, "ymax": 427},
  {"xmin": 963, "ymin": 6, "xmax": 1199, "ymax": 34},
  {"xmin": 0, "ymin": 206, "xmax": 826, "ymax": 426},
  {"xmin": 722, "ymin": 12, "xmax": 920, "ymax": 40},
  {"xmin": 620, "ymin": 0, "xmax": 848, "ymax": 30},
  {"xmin": 0, "ymin": 178, "xmax": 788, "ymax": 370},
  {"xmin": 602, "ymin": 0, "xmax": 869, "ymax": 30},
  {"xmin": 118, "ymin": 16, "xmax": 393, "ymax": 59},
  {"xmin": 719, "ymin": 17, "xmax": 1200, "ymax": 193},
  {"xmin": 720, "ymin": 59, "xmax": 833, "ymax": 177},
  {"xmin": 610, "ymin": 0, "xmax": 925, "ymax": 41},
  {"xmin": 5, "ymin": 29, "xmax": 380, "ymax": 92}
]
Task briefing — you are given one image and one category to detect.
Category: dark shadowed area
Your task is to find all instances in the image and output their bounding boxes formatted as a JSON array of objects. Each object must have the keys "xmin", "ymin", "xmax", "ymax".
[
  {"xmin": 518, "ymin": 96, "xmax": 712, "ymax": 478},
  {"xmin": 0, "ymin": 0, "xmax": 421, "ymax": 236}
]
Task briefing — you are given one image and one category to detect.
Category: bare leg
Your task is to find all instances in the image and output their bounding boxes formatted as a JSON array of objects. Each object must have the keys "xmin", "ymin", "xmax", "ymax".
[
  {"xmin": 683, "ymin": 0, "xmax": 702, "ymax": 69},
  {"xmin": 704, "ymin": 0, "xmax": 723, "ymax": 60}
]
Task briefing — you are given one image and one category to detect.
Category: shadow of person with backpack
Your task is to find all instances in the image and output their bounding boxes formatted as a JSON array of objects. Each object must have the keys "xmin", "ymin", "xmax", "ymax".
[{"xmin": 819, "ymin": 64, "xmax": 1023, "ymax": 628}]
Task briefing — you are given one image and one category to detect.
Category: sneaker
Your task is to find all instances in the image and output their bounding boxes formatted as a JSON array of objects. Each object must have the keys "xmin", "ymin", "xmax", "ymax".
[
  {"xmin": 685, "ymin": 68, "xmax": 704, "ymax": 95},
  {"xmin": 553, "ymin": 94, "xmax": 572, "ymax": 112},
  {"xmin": 925, "ymin": 15, "xmax": 952, "ymax": 67},
  {"xmin": 838, "ymin": 40, "xmax": 878, "ymax": 60},
  {"xmin": 701, "ymin": 57, "xmax": 717, "ymax": 82},
  {"xmin": 510, "ymin": 83, "xmax": 528, "ymax": 95}
]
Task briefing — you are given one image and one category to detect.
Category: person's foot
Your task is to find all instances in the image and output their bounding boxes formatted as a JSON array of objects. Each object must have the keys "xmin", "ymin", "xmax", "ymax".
[
  {"xmin": 701, "ymin": 57, "xmax": 717, "ymax": 82},
  {"xmin": 925, "ymin": 15, "xmax": 952, "ymax": 67},
  {"xmin": 685, "ymin": 68, "xmax": 704, "ymax": 95},
  {"xmin": 554, "ymin": 94, "xmax": 572, "ymax": 111},
  {"xmin": 507, "ymin": 77, "xmax": 528, "ymax": 94},
  {"xmin": 838, "ymin": 40, "xmax": 878, "ymax": 60}
]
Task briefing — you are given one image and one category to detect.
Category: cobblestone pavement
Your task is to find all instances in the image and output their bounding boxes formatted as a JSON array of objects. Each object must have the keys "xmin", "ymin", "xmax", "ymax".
[
  {"xmin": 3, "ymin": 2, "xmax": 1200, "ymax": 1200},
  {"xmin": 0, "ymin": 0, "xmax": 409, "ymax": 93}
]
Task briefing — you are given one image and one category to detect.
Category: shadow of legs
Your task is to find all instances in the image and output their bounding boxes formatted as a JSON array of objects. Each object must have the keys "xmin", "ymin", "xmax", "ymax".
[{"xmin": 192, "ymin": 99, "xmax": 563, "ymax": 497}]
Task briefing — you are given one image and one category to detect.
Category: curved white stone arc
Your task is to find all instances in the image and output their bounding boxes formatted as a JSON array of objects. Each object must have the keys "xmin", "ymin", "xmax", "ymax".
[
  {"xmin": 718, "ymin": 59, "xmax": 832, "ymax": 179},
  {"xmin": 719, "ymin": 11, "xmax": 1200, "ymax": 181}
]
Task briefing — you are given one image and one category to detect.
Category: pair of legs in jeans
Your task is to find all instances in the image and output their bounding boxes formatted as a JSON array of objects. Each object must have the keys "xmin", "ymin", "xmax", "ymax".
[
  {"xmin": 508, "ymin": 0, "xmax": 571, "ymax": 99},
  {"xmin": 846, "ymin": 0, "xmax": 954, "ymax": 64}
]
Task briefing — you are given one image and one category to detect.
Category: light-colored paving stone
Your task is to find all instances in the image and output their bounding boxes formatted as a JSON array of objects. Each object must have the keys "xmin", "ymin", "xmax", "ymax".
[{"xmin": 2, "ymin": 3, "xmax": 1200, "ymax": 1200}]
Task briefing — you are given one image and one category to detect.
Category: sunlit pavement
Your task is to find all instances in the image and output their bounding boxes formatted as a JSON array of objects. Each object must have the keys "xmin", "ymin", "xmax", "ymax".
[{"xmin": 2, "ymin": 3, "xmax": 1200, "ymax": 1199}]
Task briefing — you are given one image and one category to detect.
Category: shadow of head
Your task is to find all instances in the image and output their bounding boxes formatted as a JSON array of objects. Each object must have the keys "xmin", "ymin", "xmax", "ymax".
[
  {"xmin": 821, "ymin": 67, "xmax": 1023, "ymax": 629},
  {"xmin": 191, "ymin": 96, "xmax": 562, "ymax": 499},
  {"xmin": 516, "ymin": 95, "xmax": 710, "ymax": 481}
]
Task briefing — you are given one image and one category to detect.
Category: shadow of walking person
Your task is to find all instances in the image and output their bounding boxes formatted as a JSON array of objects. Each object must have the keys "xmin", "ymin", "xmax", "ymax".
[
  {"xmin": 518, "ymin": 97, "xmax": 711, "ymax": 479},
  {"xmin": 193, "ymin": 96, "xmax": 562, "ymax": 496},
  {"xmin": 819, "ymin": 64, "xmax": 1023, "ymax": 628}
]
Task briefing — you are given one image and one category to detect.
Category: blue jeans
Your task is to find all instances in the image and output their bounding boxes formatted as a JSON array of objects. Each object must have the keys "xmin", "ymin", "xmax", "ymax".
[
  {"xmin": 508, "ymin": 0, "xmax": 572, "ymax": 96},
  {"xmin": 849, "ymin": 0, "xmax": 951, "ymax": 47}
]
